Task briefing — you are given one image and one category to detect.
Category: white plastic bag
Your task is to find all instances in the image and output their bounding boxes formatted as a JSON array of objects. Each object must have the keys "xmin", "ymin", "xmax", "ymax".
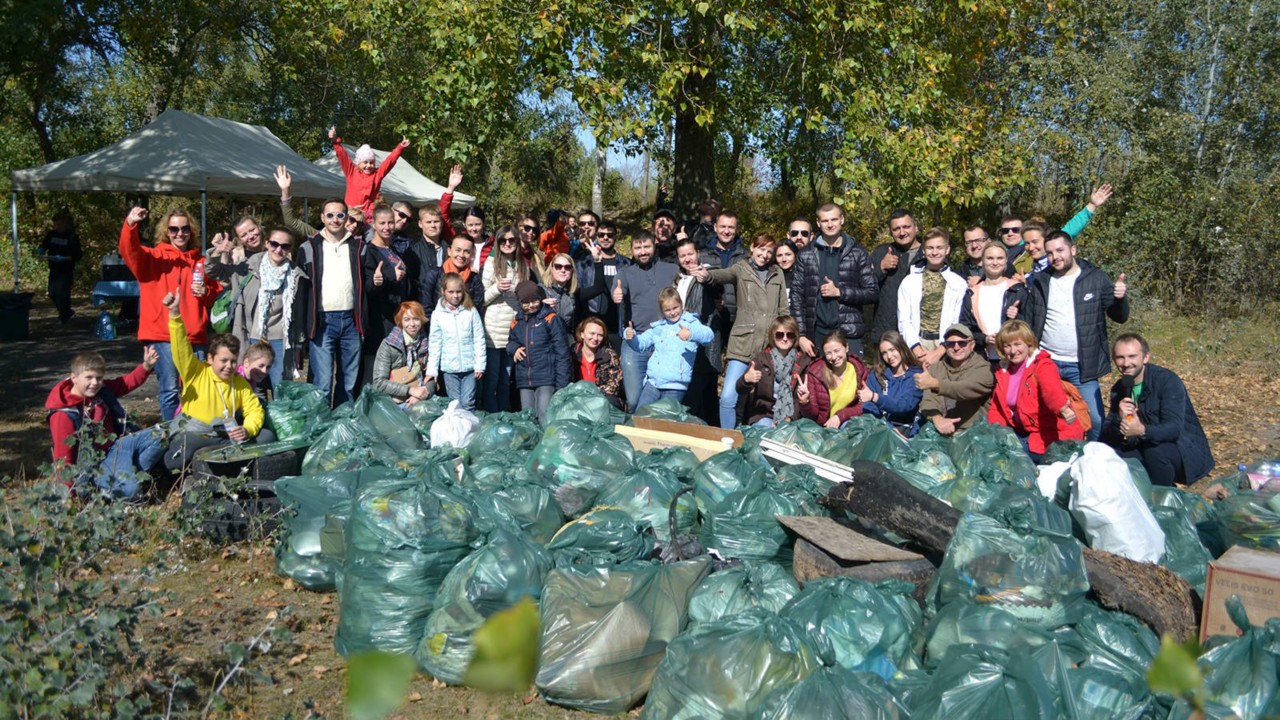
[
  {"xmin": 1067, "ymin": 443, "xmax": 1165, "ymax": 563},
  {"xmin": 1036, "ymin": 461, "xmax": 1072, "ymax": 500},
  {"xmin": 430, "ymin": 400, "xmax": 480, "ymax": 448}
]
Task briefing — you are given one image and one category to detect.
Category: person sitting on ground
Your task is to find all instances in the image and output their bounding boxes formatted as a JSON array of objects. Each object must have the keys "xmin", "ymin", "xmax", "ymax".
[
  {"xmin": 623, "ymin": 287, "xmax": 715, "ymax": 410},
  {"xmin": 160, "ymin": 292, "xmax": 265, "ymax": 473},
  {"xmin": 797, "ymin": 330, "xmax": 870, "ymax": 429},
  {"xmin": 572, "ymin": 316, "xmax": 624, "ymax": 410},
  {"xmin": 859, "ymin": 330, "xmax": 924, "ymax": 437},
  {"xmin": 1101, "ymin": 333, "xmax": 1215, "ymax": 486},
  {"xmin": 328, "ymin": 126, "xmax": 408, "ymax": 221},
  {"xmin": 915, "ymin": 324, "xmax": 995, "ymax": 436},
  {"xmin": 426, "ymin": 273, "xmax": 486, "ymax": 412},
  {"xmin": 372, "ymin": 301, "xmax": 436, "ymax": 407},
  {"xmin": 987, "ymin": 320, "xmax": 1085, "ymax": 461},
  {"xmin": 737, "ymin": 316, "xmax": 805, "ymax": 428},
  {"xmin": 47, "ymin": 348, "xmax": 163, "ymax": 500},
  {"xmin": 959, "ymin": 241, "xmax": 1027, "ymax": 362},
  {"xmin": 897, "ymin": 227, "xmax": 968, "ymax": 369},
  {"xmin": 509, "ymin": 281, "xmax": 571, "ymax": 424}
]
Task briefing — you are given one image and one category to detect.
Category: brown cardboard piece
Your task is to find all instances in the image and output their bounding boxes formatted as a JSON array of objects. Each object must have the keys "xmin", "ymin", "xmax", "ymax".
[{"xmin": 1201, "ymin": 545, "xmax": 1280, "ymax": 642}]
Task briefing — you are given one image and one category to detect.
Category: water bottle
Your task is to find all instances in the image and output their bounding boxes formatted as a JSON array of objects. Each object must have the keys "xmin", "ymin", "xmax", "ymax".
[
  {"xmin": 192, "ymin": 259, "xmax": 205, "ymax": 290},
  {"xmin": 95, "ymin": 310, "xmax": 116, "ymax": 340},
  {"xmin": 223, "ymin": 411, "xmax": 241, "ymax": 444}
]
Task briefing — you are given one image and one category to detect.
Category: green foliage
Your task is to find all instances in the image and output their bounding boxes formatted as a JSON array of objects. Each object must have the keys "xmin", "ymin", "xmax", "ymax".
[
  {"xmin": 463, "ymin": 597, "xmax": 541, "ymax": 693},
  {"xmin": 345, "ymin": 651, "xmax": 418, "ymax": 720},
  {"xmin": 1147, "ymin": 634, "xmax": 1205, "ymax": 710}
]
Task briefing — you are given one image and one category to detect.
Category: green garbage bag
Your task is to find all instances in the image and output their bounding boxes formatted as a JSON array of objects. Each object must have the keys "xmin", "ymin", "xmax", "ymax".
[
  {"xmin": 1152, "ymin": 504, "xmax": 1212, "ymax": 593},
  {"xmin": 930, "ymin": 511, "xmax": 1090, "ymax": 627},
  {"xmin": 1197, "ymin": 596, "xmax": 1280, "ymax": 720},
  {"xmin": 950, "ymin": 423, "xmax": 1037, "ymax": 489},
  {"xmin": 1217, "ymin": 490, "xmax": 1280, "ymax": 551},
  {"xmin": 1065, "ymin": 665, "xmax": 1158, "ymax": 720},
  {"xmin": 692, "ymin": 448, "xmax": 773, "ymax": 513},
  {"xmin": 701, "ymin": 487, "xmax": 800, "ymax": 564},
  {"xmin": 546, "ymin": 508, "xmax": 654, "ymax": 567},
  {"xmin": 888, "ymin": 442, "xmax": 959, "ymax": 497},
  {"xmin": 1151, "ymin": 486, "xmax": 1226, "ymax": 557},
  {"xmin": 925, "ymin": 601, "xmax": 1056, "ymax": 666},
  {"xmin": 754, "ymin": 666, "xmax": 911, "ymax": 720},
  {"xmin": 458, "ymin": 455, "xmax": 562, "ymax": 543},
  {"xmin": 761, "ymin": 419, "xmax": 828, "ymax": 455},
  {"xmin": 536, "ymin": 557, "xmax": 711, "ymax": 714},
  {"xmin": 274, "ymin": 471, "xmax": 359, "ymax": 591},
  {"xmin": 406, "ymin": 394, "xmax": 453, "ymax": 437},
  {"xmin": 334, "ymin": 476, "xmax": 488, "ymax": 656},
  {"xmin": 466, "ymin": 410, "xmax": 542, "ymax": 460},
  {"xmin": 911, "ymin": 644, "xmax": 1058, "ymax": 719},
  {"xmin": 465, "ymin": 452, "xmax": 550, "ymax": 489},
  {"xmin": 266, "ymin": 381, "xmax": 329, "ymax": 441},
  {"xmin": 545, "ymin": 380, "xmax": 616, "ymax": 426},
  {"xmin": 687, "ymin": 562, "xmax": 799, "ymax": 627},
  {"xmin": 632, "ymin": 397, "xmax": 706, "ymax": 424},
  {"xmin": 1070, "ymin": 603, "xmax": 1158, "ymax": 678},
  {"xmin": 301, "ymin": 419, "xmax": 372, "ymax": 474},
  {"xmin": 598, "ymin": 467, "xmax": 698, "ymax": 542},
  {"xmin": 636, "ymin": 446, "xmax": 702, "ymax": 480},
  {"xmin": 1122, "ymin": 458, "xmax": 1154, "ymax": 505},
  {"xmin": 529, "ymin": 420, "xmax": 637, "ymax": 517},
  {"xmin": 319, "ymin": 500, "xmax": 350, "ymax": 568},
  {"xmin": 641, "ymin": 608, "xmax": 826, "ymax": 720},
  {"xmin": 356, "ymin": 391, "xmax": 423, "ymax": 454},
  {"xmin": 782, "ymin": 577, "xmax": 922, "ymax": 679},
  {"xmin": 774, "ymin": 464, "xmax": 833, "ymax": 517},
  {"xmin": 416, "ymin": 529, "xmax": 552, "ymax": 683},
  {"xmin": 818, "ymin": 415, "xmax": 903, "ymax": 466}
]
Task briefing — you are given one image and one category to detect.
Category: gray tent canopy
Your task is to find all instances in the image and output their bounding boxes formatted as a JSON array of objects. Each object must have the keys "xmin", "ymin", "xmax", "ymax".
[{"xmin": 313, "ymin": 148, "xmax": 476, "ymax": 210}]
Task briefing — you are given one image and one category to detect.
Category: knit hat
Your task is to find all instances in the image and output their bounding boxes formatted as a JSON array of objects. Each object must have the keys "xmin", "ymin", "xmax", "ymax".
[
  {"xmin": 354, "ymin": 144, "xmax": 376, "ymax": 164},
  {"xmin": 515, "ymin": 280, "xmax": 544, "ymax": 304}
]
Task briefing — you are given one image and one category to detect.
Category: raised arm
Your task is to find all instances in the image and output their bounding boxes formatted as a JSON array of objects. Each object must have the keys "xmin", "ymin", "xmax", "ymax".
[
  {"xmin": 1064, "ymin": 183, "xmax": 1113, "ymax": 240},
  {"xmin": 276, "ymin": 166, "xmax": 319, "ymax": 237},
  {"xmin": 330, "ymin": 127, "xmax": 355, "ymax": 176},
  {"xmin": 118, "ymin": 207, "xmax": 157, "ymax": 278}
]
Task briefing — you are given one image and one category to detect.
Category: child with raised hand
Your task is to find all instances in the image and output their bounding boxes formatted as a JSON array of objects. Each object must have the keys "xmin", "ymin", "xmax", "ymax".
[
  {"xmin": 427, "ymin": 273, "xmax": 487, "ymax": 412},
  {"xmin": 624, "ymin": 287, "xmax": 715, "ymax": 409},
  {"xmin": 508, "ymin": 281, "xmax": 570, "ymax": 424},
  {"xmin": 329, "ymin": 125, "xmax": 409, "ymax": 221},
  {"xmin": 160, "ymin": 291, "xmax": 265, "ymax": 473}
]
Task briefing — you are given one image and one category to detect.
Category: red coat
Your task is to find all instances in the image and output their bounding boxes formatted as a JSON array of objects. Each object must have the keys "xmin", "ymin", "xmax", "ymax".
[
  {"xmin": 46, "ymin": 363, "xmax": 150, "ymax": 473},
  {"xmin": 118, "ymin": 222, "xmax": 219, "ymax": 345},
  {"xmin": 988, "ymin": 349, "xmax": 1085, "ymax": 453},
  {"xmin": 333, "ymin": 137, "xmax": 404, "ymax": 220},
  {"xmin": 799, "ymin": 354, "xmax": 869, "ymax": 426}
]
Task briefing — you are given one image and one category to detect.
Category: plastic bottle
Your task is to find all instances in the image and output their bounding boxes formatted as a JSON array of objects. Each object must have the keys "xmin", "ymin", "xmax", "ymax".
[
  {"xmin": 192, "ymin": 259, "xmax": 205, "ymax": 289},
  {"xmin": 95, "ymin": 310, "xmax": 116, "ymax": 340},
  {"xmin": 224, "ymin": 411, "xmax": 241, "ymax": 444},
  {"xmin": 1241, "ymin": 461, "xmax": 1280, "ymax": 491}
]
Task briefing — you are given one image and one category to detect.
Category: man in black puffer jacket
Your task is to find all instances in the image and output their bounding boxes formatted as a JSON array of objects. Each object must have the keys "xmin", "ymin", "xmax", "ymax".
[{"xmin": 789, "ymin": 202, "xmax": 880, "ymax": 357}]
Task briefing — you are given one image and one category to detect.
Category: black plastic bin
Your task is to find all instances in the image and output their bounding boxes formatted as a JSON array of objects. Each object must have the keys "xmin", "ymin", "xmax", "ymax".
[{"xmin": 0, "ymin": 293, "xmax": 34, "ymax": 341}]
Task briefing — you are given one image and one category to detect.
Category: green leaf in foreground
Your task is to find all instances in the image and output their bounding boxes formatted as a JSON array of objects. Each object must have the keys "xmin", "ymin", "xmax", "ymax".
[
  {"xmin": 346, "ymin": 651, "xmax": 417, "ymax": 720},
  {"xmin": 464, "ymin": 597, "xmax": 540, "ymax": 693},
  {"xmin": 1147, "ymin": 634, "xmax": 1204, "ymax": 703}
]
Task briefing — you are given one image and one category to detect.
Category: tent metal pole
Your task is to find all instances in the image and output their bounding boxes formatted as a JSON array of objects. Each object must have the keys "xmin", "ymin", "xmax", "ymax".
[
  {"xmin": 10, "ymin": 191, "xmax": 18, "ymax": 292},
  {"xmin": 304, "ymin": 199, "xmax": 309, "ymax": 225},
  {"xmin": 200, "ymin": 190, "xmax": 207, "ymax": 252}
]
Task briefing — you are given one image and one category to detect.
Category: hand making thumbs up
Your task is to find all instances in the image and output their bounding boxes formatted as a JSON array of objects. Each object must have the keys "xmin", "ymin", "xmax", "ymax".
[
  {"xmin": 612, "ymin": 278, "xmax": 624, "ymax": 304},
  {"xmin": 743, "ymin": 361, "xmax": 762, "ymax": 384},
  {"xmin": 624, "ymin": 321, "xmax": 636, "ymax": 340},
  {"xmin": 1114, "ymin": 272, "xmax": 1127, "ymax": 299},
  {"xmin": 1006, "ymin": 299, "xmax": 1020, "ymax": 320},
  {"xmin": 677, "ymin": 324, "xmax": 691, "ymax": 341},
  {"xmin": 820, "ymin": 276, "xmax": 840, "ymax": 298},
  {"xmin": 373, "ymin": 261, "xmax": 385, "ymax": 286}
]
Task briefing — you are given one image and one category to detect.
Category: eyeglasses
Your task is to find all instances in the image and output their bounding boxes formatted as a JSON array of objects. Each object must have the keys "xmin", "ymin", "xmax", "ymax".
[
  {"xmin": 395, "ymin": 210, "xmax": 412, "ymax": 221},
  {"xmin": 966, "ymin": 238, "xmax": 989, "ymax": 245},
  {"xmin": 168, "ymin": 225, "xmax": 191, "ymax": 234},
  {"xmin": 499, "ymin": 236, "xmax": 517, "ymax": 244},
  {"xmin": 552, "ymin": 263, "xmax": 573, "ymax": 271},
  {"xmin": 788, "ymin": 230, "xmax": 812, "ymax": 238},
  {"xmin": 578, "ymin": 220, "xmax": 597, "ymax": 227},
  {"xmin": 267, "ymin": 240, "xmax": 290, "ymax": 250},
  {"xmin": 324, "ymin": 212, "xmax": 347, "ymax": 220},
  {"xmin": 774, "ymin": 331, "xmax": 796, "ymax": 340},
  {"xmin": 942, "ymin": 339, "xmax": 971, "ymax": 348},
  {"xmin": 597, "ymin": 232, "xmax": 616, "ymax": 239},
  {"xmin": 521, "ymin": 224, "xmax": 537, "ymax": 232},
  {"xmin": 999, "ymin": 227, "xmax": 1022, "ymax": 235}
]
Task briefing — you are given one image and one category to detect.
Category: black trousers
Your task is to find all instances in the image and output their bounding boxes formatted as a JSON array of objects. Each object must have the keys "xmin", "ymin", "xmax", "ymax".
[
  {"xmin": 1117, "ymin": 442, "xmax": 1187, "ymax": 487},
  {"xmin": 48, "ymin": 268, "xmax": 74, "ymax": 320}
]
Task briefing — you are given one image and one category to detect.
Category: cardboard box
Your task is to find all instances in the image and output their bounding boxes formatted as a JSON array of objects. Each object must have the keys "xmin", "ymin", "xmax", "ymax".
[{"xmin": 1200, "ymin": 545, "xmax": 1280, "ymax": 642}]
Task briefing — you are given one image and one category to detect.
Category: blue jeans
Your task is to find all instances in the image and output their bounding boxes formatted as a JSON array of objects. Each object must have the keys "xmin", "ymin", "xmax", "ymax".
[
  {"xmin": 519, "ymin": 386, "xmax": 556, "ymax": 425},
  {"xmin": 1054, "ymin": 360, "xmax": 1103, "ymax": 441},
  {"xmin": 310, "ymin": 311, "xmax": 362, "ymax": 406},
  {"xmin": 88, "ymin": 428, "xmax": 164, "ymax": 499},
  {"xmin": 148, "ymin": 341, "xmax": 207, "ymax": 421},
  {"xmin": 442, "ymin": 372, "xmax": 478, "ymax": 412},
  {"xmin": 250, "ymin": 338, "xmax": 286, "ymax": 388},
  {"xmin": 752, "ymin": 417, "xmax": 776, "ymax": 428},
  {"xmin": 483, "ymin": 348, "xmax": 513, "ymax": 413},
  {"xmin": 635, "ymin": 383, "xmax": 686, "ymax": 410},
  {"xmin": 620, "ymin": 343, "xmax": 654, "ymax": 411},
  {"xmin": 719, "ymin": 359, "xmax": 751, "ymax": 429}
]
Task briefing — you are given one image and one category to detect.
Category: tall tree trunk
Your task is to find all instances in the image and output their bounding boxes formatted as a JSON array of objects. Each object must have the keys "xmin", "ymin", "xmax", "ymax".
[
  {"xmin": 671, "ymin": 14, "xmax": 718, "ymax": 217},
  {"xmin": 592, "ymin": 143, "xmax": 606, "ymax": 216}
]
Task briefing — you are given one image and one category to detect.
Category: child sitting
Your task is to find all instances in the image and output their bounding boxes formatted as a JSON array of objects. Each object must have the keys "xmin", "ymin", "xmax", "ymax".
[
  {"xmin": 427, "ymin": 273, "xmax": 487, "ymax": 412},
  {"xmin": 240, "ymin": 342, "xmax": 276, "ymax": 405},
  {"xmin": 160, "ymin": 292, "xmax": 265, "ymax": 472},
  {"xmin": 508, "ymin": 281, "xmax": 570, "ymax": 424},
  {"xmin": 46, "ymin": 347, "xmax": 162, "ymax": 499},
  {"xmin": 329, "ymin": 125, "xmax": 409, "ymax": 221},
  {"xmin": 623, "ymin": 287, "xmax": 715, "ymax": 409},
  {"xmin": 372, "ymin": 301, "xmax": 437, "ymax": 407}
]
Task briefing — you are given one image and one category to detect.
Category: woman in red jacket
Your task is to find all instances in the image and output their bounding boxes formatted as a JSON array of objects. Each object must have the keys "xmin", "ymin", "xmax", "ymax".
[
  {"xmin": 798, "ymin": 330, "xmax": 869, "ymax": 429},
  {"xmin": 988, "ymin": 319, "xmax": 1085, "ymax": 461},
  {"xmin": 118, "ymin": 206, "xmax": 219, "ymax": 421}
]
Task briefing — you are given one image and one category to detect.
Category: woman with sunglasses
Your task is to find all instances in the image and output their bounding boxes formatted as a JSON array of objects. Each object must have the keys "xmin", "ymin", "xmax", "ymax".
[
  {"xmin": 480, "ymin": 226, "xmax": 532, "ymax": 412},
  {"xmin": 118, "ymin": 206, "xmax": 218, "ymax": 421},
  {"xmin": 231, "ymin": 228, "xmax": 303, "ymax": 387},
  {"xmin": 540, "ymin": 252, "xmax": 606, "ymax": 331},
  {"xmin": 797, "ymin": 330, "xmax": 870, "ymax": 429},
  {"xmin": 737, "ymin": 316, "xmax": 805, "ymax": 427},
  {"xmin": 572, "ymin": 316, "xmax": 624, "ymax": 409},
  {"xmin": 858, "ymin": 330, "xmax": 924, "ymax": 437}
]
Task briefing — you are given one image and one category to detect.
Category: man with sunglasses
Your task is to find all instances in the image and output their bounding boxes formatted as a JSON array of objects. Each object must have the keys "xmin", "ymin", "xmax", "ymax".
[
  {"xmin": 786, "ymin": 218, "xmax": 814, "ymax": 249},
  {"xmin": 573, "ymin": 210, "xmax": 600, "ymax": 262},
  {"xmin": 867, "ymin": 208, "xmax": 922, "ymax": 346},
  {"xmin": 1001, "ymin": 182, "xmax": 1114, "ymax": 278},
  {"xmin": 915, "ymin": 324, "xmax": 994, "ymax": 436},
  {"xmin": 577, "ymin": 220, "xmax": 630, "ymax": 335},
  {"xmin": 296, "ymin": 198, "xmax": 367, "ymax": 406}
]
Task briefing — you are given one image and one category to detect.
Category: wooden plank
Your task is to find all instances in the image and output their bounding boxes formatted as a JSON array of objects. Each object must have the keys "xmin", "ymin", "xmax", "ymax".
[
  {"xmin": 776, "ymin": 515, "xmax": 923, "ymax": 563},
  {"xmin": 792, "ymin": 538, "xmax": 936, "ymax": 602},
  {"xmin": 613, "ymin": 424, "xmax": 732, "ymax": 461},
  {"xmin": 631, "ymin": 417, "xmax": 744, "ymax": 447}
]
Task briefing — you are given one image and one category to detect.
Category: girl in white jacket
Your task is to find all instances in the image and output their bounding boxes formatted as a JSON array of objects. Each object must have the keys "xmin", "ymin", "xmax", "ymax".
[{"xmin": 428, "ymin": 273, "xmax": 487, "ymax": 411}]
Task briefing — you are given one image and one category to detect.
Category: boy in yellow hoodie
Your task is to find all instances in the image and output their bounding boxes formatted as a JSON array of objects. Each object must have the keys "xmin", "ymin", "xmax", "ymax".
[{"xmin": 159, "ymin": 291, "xmax": 265, "ymax": 472}]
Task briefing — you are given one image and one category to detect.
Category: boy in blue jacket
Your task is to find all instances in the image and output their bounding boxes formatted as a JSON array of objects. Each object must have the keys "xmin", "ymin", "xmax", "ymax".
[
  {"xmin": 624, "ymin": 287, "xmax": 715, "ymax": 409},
  {"xmin": 509, "ymin": 281, "xmax": 570, "ymax": 424}
]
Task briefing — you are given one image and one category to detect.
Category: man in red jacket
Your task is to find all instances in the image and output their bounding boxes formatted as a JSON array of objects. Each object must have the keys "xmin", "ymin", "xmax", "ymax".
[{"xmin": 47, "ymin": 349, "xmax": 163, "ymax": 500}]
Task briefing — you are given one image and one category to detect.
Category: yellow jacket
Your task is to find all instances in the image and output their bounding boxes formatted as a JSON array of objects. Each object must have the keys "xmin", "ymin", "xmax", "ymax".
[{"xmin": 170, "ymin": 317, "xmax": 264, "ymax": 436}]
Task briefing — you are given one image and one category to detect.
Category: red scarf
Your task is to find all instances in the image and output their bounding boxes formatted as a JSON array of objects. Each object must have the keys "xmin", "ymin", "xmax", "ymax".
[{"xmin": 443, "ymin": 257, "xmax": 472, "ymax": 281}]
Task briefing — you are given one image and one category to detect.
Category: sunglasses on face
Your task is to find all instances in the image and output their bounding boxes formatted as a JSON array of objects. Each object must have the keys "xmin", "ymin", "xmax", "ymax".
[
  {"xmin": 521, "ymin": 224, "xmax": 537, "ymax": 232},
  {"xmin": 788, "ymin": 230, "xmax": 812, "ymax": 237},
  {"xmin": 324, "ymin": 212, "xmax": 347, "ymax": 220},
  {"xmin": 553, "ymin": 263, "xmax": 573, "ymax": 271},
  {"xmin": 267, "ymin": 240, "xmax": 290, "ymax": 250},
  {"xmin": 395, "ymin": 210, "xmax": 412, "ymax": 221},
  {"xmin": 579, "ymin": 220, "xmax": 597, "ymax": 227},
  {"xmin": 168, "ymin": 225, "xmax": 191, "ymax": 234},
  {"xmin": 500, "ymin": 236, "xmax": 517, "ymax": 244},
  {"xmin": 597, "ymin": 232, "xmax": 616, "ymax": 239},
  {"xmin": 943, "ymin": 339, "xmax": 971, "ymax": 349},
  {"xmin": 1000, "ymin": 227, "xmax": 1022, "ymax": 234},
  {"xmin": 775, "ymin": 331, "xmax": 796, "ymax": 340}
]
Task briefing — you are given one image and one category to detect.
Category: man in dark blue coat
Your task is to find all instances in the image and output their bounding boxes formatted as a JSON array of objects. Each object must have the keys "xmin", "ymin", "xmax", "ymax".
[{"xmin": 1101, "ymin": 333, "xmax": 1215, "ymax": 486}]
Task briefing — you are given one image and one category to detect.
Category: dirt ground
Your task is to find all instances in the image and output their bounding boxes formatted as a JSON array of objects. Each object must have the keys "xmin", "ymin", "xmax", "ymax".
[{"xmin": 4, "ymin": 293, "xmax": 1280, "ymax": 718}]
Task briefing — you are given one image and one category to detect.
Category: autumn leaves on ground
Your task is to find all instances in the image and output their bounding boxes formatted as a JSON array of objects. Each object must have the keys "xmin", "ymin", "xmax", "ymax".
[{"xmin": 2, "ymin": 301, "xmax": 1278, "ymax": 718}]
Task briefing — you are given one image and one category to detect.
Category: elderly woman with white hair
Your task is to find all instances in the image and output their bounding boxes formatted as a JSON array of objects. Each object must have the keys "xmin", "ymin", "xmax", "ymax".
[{"xmin": 328, "ymin": 125, "xmax": 410, "ymax": 220}]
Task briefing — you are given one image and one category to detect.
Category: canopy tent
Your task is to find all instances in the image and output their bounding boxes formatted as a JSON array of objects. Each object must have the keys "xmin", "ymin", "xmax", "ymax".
[
  {"xmin": 8, "ymin": 109, "xmax": 346, "ymax": 289},
  {"xmin": 313, "ymin": 149, "xmax": 475, "ymax": 210}
]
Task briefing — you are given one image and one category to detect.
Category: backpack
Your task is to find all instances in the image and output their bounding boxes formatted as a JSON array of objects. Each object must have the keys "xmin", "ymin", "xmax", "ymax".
[{"xmin": 210, "ymin": 270, "xmax": 253, "ymax": 334}]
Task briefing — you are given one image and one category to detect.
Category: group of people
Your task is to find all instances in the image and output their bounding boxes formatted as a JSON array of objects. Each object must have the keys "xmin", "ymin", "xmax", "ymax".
[{"xmin": 45, "ymin": 136, "xmax": 1216, "ymax": 498}]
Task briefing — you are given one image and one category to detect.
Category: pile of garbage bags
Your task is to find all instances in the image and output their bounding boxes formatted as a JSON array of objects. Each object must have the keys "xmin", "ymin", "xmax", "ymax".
[{"xmin": 263, "ymin": 380, "xmax": 1277, "ymax": 717}]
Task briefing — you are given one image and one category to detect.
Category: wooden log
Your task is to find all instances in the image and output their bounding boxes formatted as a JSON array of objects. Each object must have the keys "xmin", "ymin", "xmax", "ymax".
[{"xmin": 823, "ymin": 460, "xmax": 1199, "ymax": 641}]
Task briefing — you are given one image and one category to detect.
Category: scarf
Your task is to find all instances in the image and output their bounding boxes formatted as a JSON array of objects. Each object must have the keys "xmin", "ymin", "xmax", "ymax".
[
  {"xmin": 443, "ymin": 257, "xmax": 472, "ymax": 281},
  {"xmin": 771, "ymin": 347, "xmax": 798, "ymax": 422},
  {"xmin": 255, "ymin": 257, "xmax": 296, "ymax": 349}
]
